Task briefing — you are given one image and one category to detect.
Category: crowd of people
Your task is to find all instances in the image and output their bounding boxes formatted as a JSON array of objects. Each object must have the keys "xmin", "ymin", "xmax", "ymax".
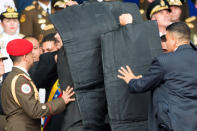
[{"xmin": 0, "ymin": 0, "xmax": 196, "ymax": 131}]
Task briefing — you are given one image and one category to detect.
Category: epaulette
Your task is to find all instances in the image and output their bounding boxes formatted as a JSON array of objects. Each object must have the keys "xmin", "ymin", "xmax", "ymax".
[
  {"xmin": 18, "ymin": 33, "xmax": 25, "ymax": 38},
  {"xmin": 0, "ymin": 34, "xmax": 3, "ymax": 38},
  {"xmin": 21, "ymin": 74, "xmax": 31, "ymax": 81},
  {"xmin": 185, "ymin": 16, "xmax": 196, "ymax": 23},
  {"xmin": 187, "ymin": 23, "xmax": 194, "ymax": 29},
  {"xmin": 25, "ymin": 5, "xmax": 35, "ymax": 11}
]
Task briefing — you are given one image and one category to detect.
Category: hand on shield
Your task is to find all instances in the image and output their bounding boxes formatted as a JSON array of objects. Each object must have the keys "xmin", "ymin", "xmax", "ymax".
[
  {"xmin": 62, "ymin": 86, "xmax": 75, "ymax": 104},
  {"xmin": 119, "ymin": 13, "xmax": 133, "ymax": 26},
  {"xmin": 117, "ymin": 65, "xmax": 142, "ymax": 84}
]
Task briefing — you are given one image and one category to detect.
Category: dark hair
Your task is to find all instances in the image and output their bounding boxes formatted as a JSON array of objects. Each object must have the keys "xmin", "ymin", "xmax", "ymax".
[
  {"xmin": 166, "ymin": 22, "xmax": 191, "ymax": 41},
  {"xmin": 9, "ymin": 55, "xmax": 22, "ymax": 63},
  {"xmin": 41, "ymin": 33, "xmax": 57, "ymax": 47},
  {"xmin": 161, "ymin": 35, "xmax": 166, "ymax": 42}
]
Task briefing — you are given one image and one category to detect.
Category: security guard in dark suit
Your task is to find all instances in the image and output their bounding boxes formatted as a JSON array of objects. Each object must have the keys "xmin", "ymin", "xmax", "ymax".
[
  {"xmin": 1, "ymin": 39, "xmax": 75, "ymax": 131},
  {"xmin": 118, "ymin": 22, "xmax": 197, "ymax": 131},
  {"xmin": 20, "ymin": 0, "xmax": 56, "ymax": 42}
]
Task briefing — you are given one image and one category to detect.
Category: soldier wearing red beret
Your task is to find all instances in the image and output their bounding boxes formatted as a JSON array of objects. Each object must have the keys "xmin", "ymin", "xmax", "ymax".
[{"xmin": 1, "ymin": 39, "xmax": 75, "ymax": 131}]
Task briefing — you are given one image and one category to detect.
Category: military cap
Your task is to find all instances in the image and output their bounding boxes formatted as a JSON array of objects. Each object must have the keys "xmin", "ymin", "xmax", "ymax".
[
  {"xmin": 167, "ymin": 0, "xmax": 184, "ymax": 6},
  {"xmin": 0, "ymin": 7, "xmax": 18, "ymax": 21},
  {"xmin": 7, "ymin": 39, "xmax": 33, "ymax": 56},
  {"xmin": 146, "ymin": 0, "xmax": 170, "ymax": 20}
]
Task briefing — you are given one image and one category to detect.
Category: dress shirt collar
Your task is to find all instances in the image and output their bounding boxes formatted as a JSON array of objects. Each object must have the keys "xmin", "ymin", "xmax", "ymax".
[
  {"xmin": 13, "ymin": 66, "xmax": 29, "ymax": 76},
  {"xmin": 38, "ymin": 1, "xmax": 51, "ymax": 14}
]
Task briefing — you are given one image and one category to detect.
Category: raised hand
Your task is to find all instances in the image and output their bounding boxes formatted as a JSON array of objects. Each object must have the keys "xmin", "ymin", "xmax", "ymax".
[
  {"xmin": 62, "ymin": 86, "xmax": 75, "ymax": 104},
  {"xmin": 117, "ymin": 65, "xmax": 142, "ymax": 84}
]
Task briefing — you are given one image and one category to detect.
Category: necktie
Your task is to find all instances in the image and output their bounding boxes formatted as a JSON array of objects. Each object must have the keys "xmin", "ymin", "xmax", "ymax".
[{"xmin": 47, "ymin": 8, "xmax": 49, "ymax": 14}]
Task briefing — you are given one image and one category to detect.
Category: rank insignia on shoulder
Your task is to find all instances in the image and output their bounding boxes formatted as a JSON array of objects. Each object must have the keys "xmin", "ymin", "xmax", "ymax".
[
  {"xmin": 21, "ymin": 84, "xmax": 31, "ymax": 94},
  {"xmin": 25, "ymin": 5, "xmax": 35, "ymax": 11},
  {"xmin": 20, "ymin": 14, "xmax": 26, "ymax": 23},
  {"xmin": 185, "ymin": 16, "xmax": 196, "ymax": 23}
]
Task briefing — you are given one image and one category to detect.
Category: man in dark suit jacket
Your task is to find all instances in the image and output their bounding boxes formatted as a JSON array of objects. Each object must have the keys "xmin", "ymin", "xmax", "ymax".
[{"xmin": 118, "ymin": 22, "xmax": 197, "ymax": 131}]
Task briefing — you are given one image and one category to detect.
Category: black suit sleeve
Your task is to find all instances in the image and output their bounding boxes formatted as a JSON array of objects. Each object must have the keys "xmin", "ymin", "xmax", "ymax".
[{"xmin": 129, "ymin": 58, "xmax": 164, "ymax": 93}]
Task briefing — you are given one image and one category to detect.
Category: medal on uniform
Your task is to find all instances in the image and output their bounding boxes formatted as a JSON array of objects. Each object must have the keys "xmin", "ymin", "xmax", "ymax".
[
  {"xmin": 42, "ymin": 11, "xmax": 47, "ymax": 17},
  {"xmin": 41, "ymin": 24, "xmax": 46, "ymax": 30},
  {"xmin": 38, "ymin": 14, "xmax": 42, "ymax": 19},
  {"xmin": 38, "ymin": 18, "xmax": 46, "ymax": 24}
]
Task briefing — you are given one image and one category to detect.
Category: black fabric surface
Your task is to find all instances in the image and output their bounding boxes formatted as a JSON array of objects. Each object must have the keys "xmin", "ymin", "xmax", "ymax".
[
  {"xmin": 49, "ymin": 1, "xmax": 144, "ymax": 131},
  {"xmin": 100, "ymin": 21, "xmax": 162, "ymax": 131}
]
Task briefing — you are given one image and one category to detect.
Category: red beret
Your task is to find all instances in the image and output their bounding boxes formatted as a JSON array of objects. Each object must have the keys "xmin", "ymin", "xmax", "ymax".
[{"xmin": 7, "ymin": 39, "xmax": 33, "ymax": 56}]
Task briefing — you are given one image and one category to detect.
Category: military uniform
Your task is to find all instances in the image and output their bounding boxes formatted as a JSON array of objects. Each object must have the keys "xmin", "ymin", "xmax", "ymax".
[
  {"xmin": 1, "ymin": 39, "xmax": 67, "ymax": 131},
  {"xmin": 185, "ymin": 16, "xmax": 197, "ymax": 45},
  {"xmin": 20, "ymin": 1, "xmax": 56, "ymax": 42},
  {"xmin": 1, "ymin": 67, "xmax": 66, "ymax": 131}
]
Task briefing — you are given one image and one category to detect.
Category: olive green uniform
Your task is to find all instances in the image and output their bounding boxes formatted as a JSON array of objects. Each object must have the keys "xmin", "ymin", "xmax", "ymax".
[
  {"xmin": 20, "ymin": 1, "xmax": 56, "ymax": 42},
  {"xmin": 1, "ymin": 67, "xmax": 65, "ymax": 131}
]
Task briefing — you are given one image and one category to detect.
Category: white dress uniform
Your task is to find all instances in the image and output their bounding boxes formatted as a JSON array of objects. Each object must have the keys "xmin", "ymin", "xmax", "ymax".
[
  {"xmin": 0, "ymin": 32, "xmax": 23, "ymax": 73},
  {"xmin": 0, "ymin": 0, "xmax": 17, "ymax": 34}
]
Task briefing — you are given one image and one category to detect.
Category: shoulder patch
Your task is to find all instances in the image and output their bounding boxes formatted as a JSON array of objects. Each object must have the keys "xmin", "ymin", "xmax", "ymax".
[
  {"xmin": 21, "ymin": 83, "xmax": 32, "ymax": 94},
  {"xmin": 25, "ymin": 5, "xmax": 35, "ymax": 11},
  {"xmin": 185, "ymin": 16, "xmax": 196, "ymax": 23}
]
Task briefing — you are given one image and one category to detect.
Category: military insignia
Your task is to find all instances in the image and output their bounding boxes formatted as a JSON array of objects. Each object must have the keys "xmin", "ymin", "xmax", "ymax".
[
  {"xmin": 187, "ymin": 23, "xmax": 194, "ymax": 29},
  {"xmin": 185, "ymin": 16, "xmax": 196, "ymax": 23},
  {"xmin": 25, "ymin": 5, "xmax": 35, "ymax": 11},
  {"xmin": 42, "ymin": 11, "xmax": 47, "ymax": 17},
  {"xmin": 20, "ymin": 14, "xmax": 26, "ymax": 23},
  {"xmin": 42, "ymin": 105, "xmax": 47, "ymax": 110},
  {"xmin": 140, "ymin": 9, "xmax": 144, "ymax": 15},
  {"xmin": 38, "ymin": 19, "xmax": 46, "ymax": 24},
  {"xmin": 43, "ymin": 24, "xmax": 54, "ymax": 31},
  {"xmin": 41, "ymin": 24, "xmax": 46, "ymax": 30},
  {"xmin": 160, "ymin": 0, "xmax": 165, "ymax": 6},
  {"xmin": 21, "ymin": 84, "xmax": 31, "ymax": 94},
  {"xmin": 193, "ymin": 35, "xmax": 197, "ymax": 45},
  {"xmin": 38, "ymin": 14, "xmax": 42, "ymax": 19}
]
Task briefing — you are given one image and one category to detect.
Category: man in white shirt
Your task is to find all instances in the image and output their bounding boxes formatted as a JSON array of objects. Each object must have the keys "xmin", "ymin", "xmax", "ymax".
[{"xmin": 0, "ymin": 7, "xmax": 24, "ymax": 73}]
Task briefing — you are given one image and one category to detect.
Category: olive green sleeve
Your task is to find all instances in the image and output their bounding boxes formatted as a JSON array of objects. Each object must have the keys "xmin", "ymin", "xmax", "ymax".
[{"xmin": 15, "ymin": 76, "xmax": 66, "ymax": 119}]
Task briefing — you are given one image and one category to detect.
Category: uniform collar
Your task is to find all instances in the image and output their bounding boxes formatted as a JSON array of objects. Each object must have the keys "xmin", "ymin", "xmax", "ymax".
[
  {"xmin": 38, "ymin": 1, "xmax": 51, "ymax": 14},
  {"xmin": 13, "ymin": 66, "xmax": 29, "ymax": 76}
]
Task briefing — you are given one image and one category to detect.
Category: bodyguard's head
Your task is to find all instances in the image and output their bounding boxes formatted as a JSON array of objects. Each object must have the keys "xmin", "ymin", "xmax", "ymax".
[{"xmin": 165, "ymin": 22, "xmax": 190, "ymax": 52}]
